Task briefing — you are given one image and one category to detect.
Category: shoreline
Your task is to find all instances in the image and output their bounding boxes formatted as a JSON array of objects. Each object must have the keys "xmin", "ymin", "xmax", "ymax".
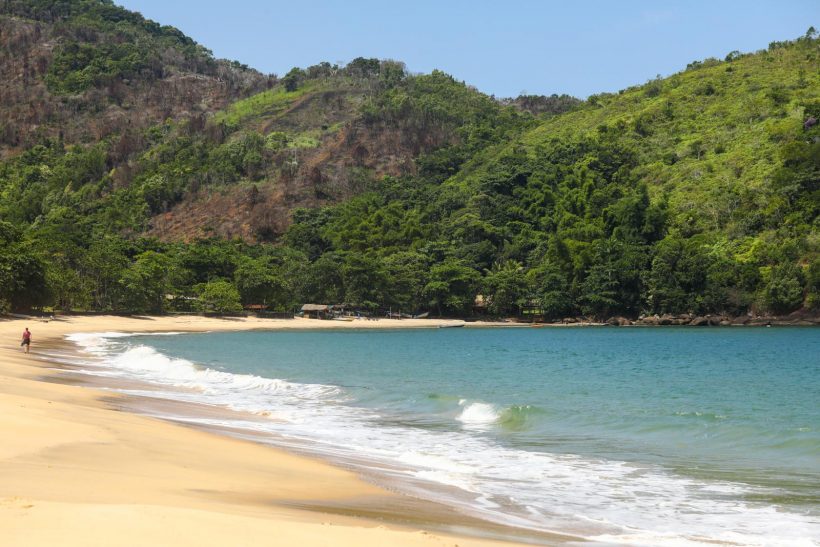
[{"xmin": 0, "ymin": 314, "xmax": 568, "ymax": 547}]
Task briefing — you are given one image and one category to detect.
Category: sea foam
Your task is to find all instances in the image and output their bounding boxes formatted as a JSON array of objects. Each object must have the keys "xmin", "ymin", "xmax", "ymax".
[
  {"xmin": 62, "ymin": 331, "xmax": 820, "ymax": 547},
  {"xmin": 456, "ymin": 400, "xmax": 501, "ymax": 428}
]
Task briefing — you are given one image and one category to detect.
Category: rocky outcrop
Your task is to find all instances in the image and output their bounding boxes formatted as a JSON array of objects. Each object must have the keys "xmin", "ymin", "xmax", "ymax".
[
  {"xmin": 607, "ymin": 316, "xmax": 632, "ymax": 326},
  {"xmin": 621, "ymin": 311, "xmax": 820, "ymax": 327}
]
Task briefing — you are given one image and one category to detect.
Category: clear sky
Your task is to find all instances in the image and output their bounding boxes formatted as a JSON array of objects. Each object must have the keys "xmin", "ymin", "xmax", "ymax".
[{"xmin": 117, "ymin": 0, "xmax": 818, "ymax": 99}]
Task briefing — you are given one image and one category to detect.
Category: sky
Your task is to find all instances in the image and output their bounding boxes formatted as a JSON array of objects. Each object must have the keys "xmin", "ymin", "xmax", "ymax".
[{"xmin": 117, "ymin": 0, "xmax": 819, "ymax": 99}]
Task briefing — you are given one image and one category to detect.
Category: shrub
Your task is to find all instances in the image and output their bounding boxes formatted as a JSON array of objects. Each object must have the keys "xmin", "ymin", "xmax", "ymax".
[
  {"xmin": 763, "ymin": 264, "xmax": 804, "ymax": 314},
  {"xmin": 196, "ymin": 280, "xmax": 243, "ymax": 314}
]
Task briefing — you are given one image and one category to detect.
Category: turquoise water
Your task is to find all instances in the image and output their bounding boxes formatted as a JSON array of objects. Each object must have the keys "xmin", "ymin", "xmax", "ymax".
[{"xmin": 69, "ymin": 327, "xmax": 820, "ymax": 545}]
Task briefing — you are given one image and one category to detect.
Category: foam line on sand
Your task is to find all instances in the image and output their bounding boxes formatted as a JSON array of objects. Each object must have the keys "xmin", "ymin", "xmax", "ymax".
[{"xmin": 0, "ymin": 315, "xmax": 552, "ymax": 547}]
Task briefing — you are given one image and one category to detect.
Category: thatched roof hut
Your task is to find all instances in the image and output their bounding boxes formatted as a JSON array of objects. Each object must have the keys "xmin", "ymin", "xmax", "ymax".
[{"xmin": 301, "ymin": 303, "xmax": 331, "ymax": 318}]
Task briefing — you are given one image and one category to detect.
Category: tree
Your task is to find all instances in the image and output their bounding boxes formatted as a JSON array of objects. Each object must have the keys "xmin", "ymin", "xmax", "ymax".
[
  {"xmin": 342, "ymin": 253, "xmax": 388, "ymax": 310},
  {"xmin": 604, "ymin": 185, "xmax": 649, "ymax": 240},
  {"xmin": 379, "ymin": 60, "xmax": 406, "ymax": 88},
  {"xmin": 579, "ymin": 239, "xmax": 647, "ymax": 318},
  {"xmin": 234, "ymin": 256, "xmax": 284, "ymax": 306},
  {"xmin": 423, "ymin": 259, "xmax": 480, "ymax": 316},
  {"xmin": 45, "ymin": 256, "xmax": 90, "ymax": 311},
  {"xmin": 763, "ymin": 264, "xmax": 804, "ymax": 314},
  {"xmin": 645, "ymin": 235, "xmax": 708, "ymax": 314},
  {"xmin": 301, "ymin": 252, "xmax": 345, "ymax": 304},
  {"xmin": 1, "ymin": 252, "xmax": 49, "ymax": 311},
  {"xmin": 81, "ymin": 235, "xmax": 129, "ymax": 310},
  {"xmin": 0, "ymin": 222, "xmax": 49, "ymax": 311},
  {"xmin": 345, "ymin": 57, "xmax": 380, "ymax": 79},
  {"xmin": 528, "ymin": 261, "xmax": 573, "ymax": 320},
  {"xmin": 579, "ymin": 261, "xmax": 619, "ymax": 319},
  {"xmin": 176, "ymin": 240, "xmax": 239, "ymax": 285},
  {"xmin": 806, "ymin": 258, "xmax": 820, "ymax": 311},
  {"xmin": 119, "ymin": 251, "xmax": 174, "ymax": 314},
  {"xmin": 196, "ymin": 280, "xmax": 243, "ymax": 314},
  {"xmin": 383, "ymin": 251, "xmax": 430, "ymax": 312},
  {"xmin": 482, "ymin": 261, "xmax": 528, "ymax": 315},
  {"xmin": 268, "ymin": 247, "xmax": 310, "ymax": 310},
  {"xmin": 282, "ymin": 67, "xmax": 304, "ymax": 92}
]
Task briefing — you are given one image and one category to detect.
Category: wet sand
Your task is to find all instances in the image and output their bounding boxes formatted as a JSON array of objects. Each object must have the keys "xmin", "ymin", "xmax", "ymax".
[{"xmin": 0, "ymin": 314, "xmax": 573, "ymax": 546}]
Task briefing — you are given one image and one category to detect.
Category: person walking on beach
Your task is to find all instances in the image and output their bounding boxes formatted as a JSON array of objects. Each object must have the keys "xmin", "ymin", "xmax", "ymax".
[{"xmin": 21, "ymin": 327, "xmax": 31, "ymax": 353}]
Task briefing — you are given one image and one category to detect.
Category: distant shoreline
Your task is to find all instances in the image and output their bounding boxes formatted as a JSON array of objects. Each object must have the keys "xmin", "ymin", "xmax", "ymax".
[{"xmin": 11, "ymin": 311, "xmax": 817, "ymax": 328}]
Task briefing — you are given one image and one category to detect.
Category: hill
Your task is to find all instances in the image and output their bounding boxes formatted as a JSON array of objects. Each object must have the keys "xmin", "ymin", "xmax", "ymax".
[
  {"xmin": 0, "ymin": 0, "xmax": 270, "ymax": 158},
  {"xmin": 1, "ymin": 1, "xmax": 541, "ymax": 243},
  {"xmin": 141, "ymin": 64, "xmax": 532, "ymax": 241},
  {"xmin": 274, "ymin": 31, "xmax": 820, "ymax": 318},
  {"xmin": 423, "ymin": 31, "xmax": 820, "ymax": 318},
  {"xmin": 0, "ymin": 0, "xmax": 542, "ymax": 312},
  {"xmin": 0, "ymin": 1, "xmax": 816, "ymax": 319}
]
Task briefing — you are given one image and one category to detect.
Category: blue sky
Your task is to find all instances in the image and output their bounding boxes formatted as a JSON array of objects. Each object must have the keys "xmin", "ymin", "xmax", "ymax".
[{"xmin": 118, "ymin": 0, "xmax": 818, "ymax": 98}]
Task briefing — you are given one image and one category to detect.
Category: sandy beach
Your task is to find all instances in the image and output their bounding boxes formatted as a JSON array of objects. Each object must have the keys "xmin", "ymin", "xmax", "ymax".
[{"xmin": 0, "ymin": 314, "xmax": 547, "ymax": 547}]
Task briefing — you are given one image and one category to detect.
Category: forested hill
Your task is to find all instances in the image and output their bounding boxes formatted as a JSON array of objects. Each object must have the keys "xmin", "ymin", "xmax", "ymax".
[
  {"xmin": 276, "ymin": 30, "xmax": 819, "ymax": 320},
  {"xmin": 0, "ymin": 1, "xmax": 273, "ymax": 160},
  {"xmin": 422, "ymin": 31, "xmax": 820, "ymax": 319},
  {"xmin": 0, "ymin": 0, "xmax": 817, "ymax": 320}
]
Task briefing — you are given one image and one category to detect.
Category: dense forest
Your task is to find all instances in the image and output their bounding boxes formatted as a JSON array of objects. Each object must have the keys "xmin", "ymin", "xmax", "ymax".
[{"xmin": 0, "ymin": 1, "xmax": 817, "ymax": 320}]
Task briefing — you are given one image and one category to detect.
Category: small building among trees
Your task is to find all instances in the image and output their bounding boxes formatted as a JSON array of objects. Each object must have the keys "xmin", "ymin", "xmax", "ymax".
[{"xmin": 301, "ymin": 303, "xmax": 331, "ymax": 319}]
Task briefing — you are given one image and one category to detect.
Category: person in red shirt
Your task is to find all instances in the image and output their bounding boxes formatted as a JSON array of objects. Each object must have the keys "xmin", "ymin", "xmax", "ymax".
[{"xmin": 21, "ymin": 327, "xmax": 31, "ymax": 353}]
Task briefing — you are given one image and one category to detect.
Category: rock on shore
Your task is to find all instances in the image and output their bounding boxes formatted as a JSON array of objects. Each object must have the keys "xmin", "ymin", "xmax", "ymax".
[{"xmin": 608, "ymin": 309, "xmax": 820, "ymax": 327}]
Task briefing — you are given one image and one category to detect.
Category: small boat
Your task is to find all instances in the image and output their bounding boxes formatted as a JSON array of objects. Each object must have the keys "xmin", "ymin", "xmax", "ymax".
[{"xmin": 438, "ymin": 322, "xmax": 465, "ymax": 328}]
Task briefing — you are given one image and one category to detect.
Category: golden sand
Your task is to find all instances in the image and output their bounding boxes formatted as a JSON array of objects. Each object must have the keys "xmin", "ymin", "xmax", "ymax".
[{"xmin": 0, "ymin": 315, "xmax": 540, "ymax": 546}]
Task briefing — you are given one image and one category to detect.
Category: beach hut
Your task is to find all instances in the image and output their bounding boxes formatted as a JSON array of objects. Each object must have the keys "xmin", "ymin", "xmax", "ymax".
[
  {"xmin": 244, "ymin": 303, "xmax": 269, "ymax": 317},
  {"xmin": 301, "ymin": 303, "xmax": 331, "ymax": 319}
]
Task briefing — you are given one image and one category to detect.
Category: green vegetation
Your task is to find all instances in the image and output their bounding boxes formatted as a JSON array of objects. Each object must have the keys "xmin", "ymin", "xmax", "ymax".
[
  {"xmin": 275, "ymin": 32, "xmax": 819, "ymax": 318},
  {"xmin": 46, "ymin": 41, "xmax": 147, "ymax": 94},
  {"xmin": 0, "ymin": 43, "xmax": 528, "ymax": 314},
  {"xmin": 0, "ymin": 3, "xmax": 817, "ymax": 319},
  {"xmin": 4, "ymin": 0, "xmax": 213, "ymax": 95},
  {"xmin": 214, "ymin": 84, "xmax": 316, "ymax": 128},
  {"xmin": 196, "ymin": 279, "xmax": 243, "ymax": 314}
]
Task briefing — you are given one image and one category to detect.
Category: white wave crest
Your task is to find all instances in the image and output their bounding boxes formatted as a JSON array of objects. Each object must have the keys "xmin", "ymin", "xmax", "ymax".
[
  {"xmin": 61, "ymin": 331, "xmax": 820, "ymax": 546},
  {"xmin": 66, "ymin": 332, "xmax": 342, "ymax": 419},
  {"xmin": 66, "ymin": 331, "xmax": 133, "ymax": 355},
  {"xmin": 456, "ymin": 401, "xmax": 501, "ymax": 428}
]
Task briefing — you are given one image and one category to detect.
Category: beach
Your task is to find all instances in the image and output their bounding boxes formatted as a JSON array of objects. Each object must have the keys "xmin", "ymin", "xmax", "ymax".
[
  {"xmin": 3, "ymin": 315, "xmax": 817, "ymax": 546},
  {"xmin": 0, "ymin": 315, "xmax": 536, "ymax": 547}
]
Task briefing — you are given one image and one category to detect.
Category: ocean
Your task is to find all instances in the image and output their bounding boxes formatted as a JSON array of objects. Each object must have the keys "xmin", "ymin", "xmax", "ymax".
[{"xmin": 64, "ymin": 326, "xmax": 820, "ymax": 546}]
